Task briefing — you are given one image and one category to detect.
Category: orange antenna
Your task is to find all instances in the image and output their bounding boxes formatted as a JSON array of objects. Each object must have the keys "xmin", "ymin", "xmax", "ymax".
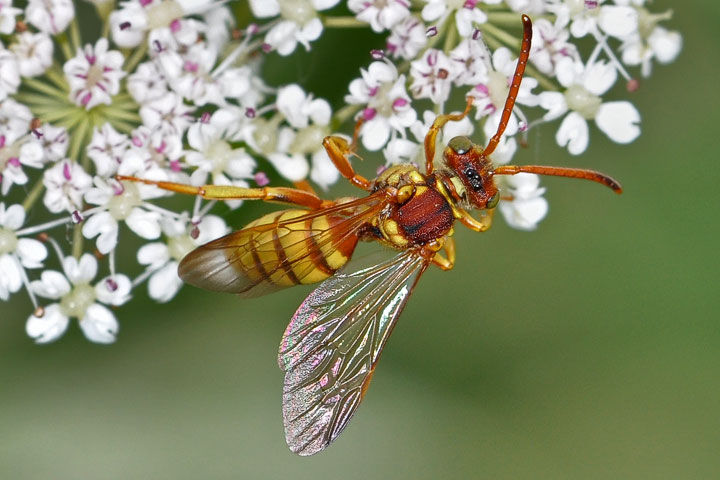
[
  {"xmin": 483, "ymin": 14, "xmax": 532, "ymax": 157},
  {"xmin": 492, "ymin": 165, "xmax": 623, "ymax": 194}
]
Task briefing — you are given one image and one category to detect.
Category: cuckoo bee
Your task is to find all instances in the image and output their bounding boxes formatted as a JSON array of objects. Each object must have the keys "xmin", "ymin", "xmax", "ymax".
[{"xmin": 118, "ymin": 15, "xmax": 621, "ymax": 455}]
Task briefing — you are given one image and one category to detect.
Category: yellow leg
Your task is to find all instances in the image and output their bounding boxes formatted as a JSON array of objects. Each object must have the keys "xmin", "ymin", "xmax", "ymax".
[
  {"xmin": 432, "ymin": 237, "xmax": 456, "ymax": 271},
  {"xmin": 115, "ymin": 175, "xmax": 331, "ymax": 209},
  {"xmin": 322, "ymin": 135, "xmax": 372, "ymax": 191},
  {"xmin": 458, "ymin": 208, "xmax": 494, "ymax": 233},
  {"xmin": 423, "ymin": 96, "xmax": 474, "ymax": 175}
]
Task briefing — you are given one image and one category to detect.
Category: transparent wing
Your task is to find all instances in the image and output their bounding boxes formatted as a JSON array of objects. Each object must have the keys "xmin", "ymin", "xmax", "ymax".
[
  {"xmin": 178, "ymin": 194, "xmax": 386, "ymax": 298},
  {"xmin": 278, "ymin": 250, "xmax": 431, "ymax": 455}
]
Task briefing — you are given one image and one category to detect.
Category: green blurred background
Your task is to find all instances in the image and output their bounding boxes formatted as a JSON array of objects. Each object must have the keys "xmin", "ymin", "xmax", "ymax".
[{"xmin": 2, "ymin": 1, "xmax": 719, "ymax": 478}]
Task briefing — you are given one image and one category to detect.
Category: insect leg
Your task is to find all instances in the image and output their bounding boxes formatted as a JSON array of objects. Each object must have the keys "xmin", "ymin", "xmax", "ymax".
[
  {"xmin": 423, "ymin": 96, "xmax": 474, "ymax": 175},
  {"xmin": 458, "ymin": 208, "xmax": 495, "ymax": 233},
  {"xmin": 431, "ymin": 237, "xmax": 456, "ymax": 271},
  {"xmin": 115, "ymin": 175, "xmax": 331, "ymax": 209},
  {"xmin": 322, "ymin": 135, "xmax": 373, "ymax": 191}
]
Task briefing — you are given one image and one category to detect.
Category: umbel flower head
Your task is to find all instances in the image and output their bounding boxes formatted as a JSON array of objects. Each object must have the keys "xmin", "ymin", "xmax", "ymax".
[{"xmin": 0, "ymin": 0, "xmax": 681, "ymax": 343}]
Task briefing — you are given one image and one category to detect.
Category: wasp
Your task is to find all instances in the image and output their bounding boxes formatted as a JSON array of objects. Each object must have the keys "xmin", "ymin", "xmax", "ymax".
[{"xmin": 118, "ymin": 15, "xmax": 621, "ymax": 455}]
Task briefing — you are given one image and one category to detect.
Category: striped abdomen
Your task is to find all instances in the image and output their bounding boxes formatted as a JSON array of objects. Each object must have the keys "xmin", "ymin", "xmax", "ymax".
[
  {"xmin": 238, "ymin": 210, "xmax": 359, "ymax": 287},
  {"xmin": 178, "ymin": 209, "xmax": 360, "ymax": 297}
]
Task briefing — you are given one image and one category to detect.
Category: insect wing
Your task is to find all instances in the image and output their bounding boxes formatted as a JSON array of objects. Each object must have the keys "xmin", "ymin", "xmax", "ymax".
[
  {"xmin": 278, "ymin": 251, "xmax": 431, "ymax": 455},
  {"xmin": 178, "ymin": 194, "xmax": 386, "ymax": 298}
]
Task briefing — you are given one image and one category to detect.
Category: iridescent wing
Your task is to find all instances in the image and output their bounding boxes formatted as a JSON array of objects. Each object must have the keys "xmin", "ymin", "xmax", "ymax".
[
  {"xmin": 178, "ymin": 194, "xmax": 387, "ymax": 298},
  {"xmin": 278, "ymin": 250, "xmax": 432, "ymax": 455}
]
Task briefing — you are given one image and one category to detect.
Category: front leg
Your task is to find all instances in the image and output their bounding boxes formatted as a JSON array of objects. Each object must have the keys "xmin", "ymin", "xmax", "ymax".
[
  {"xmin": 458, "ymin": 208, "xmax": 495, "ymax": 233},
  {"xmin": 423, "ymin": 96, "xmax": 474, "ymax": 175},
  {"xmin": 322, "ymin": 135, "xmax": 372, "ymax": 191}
]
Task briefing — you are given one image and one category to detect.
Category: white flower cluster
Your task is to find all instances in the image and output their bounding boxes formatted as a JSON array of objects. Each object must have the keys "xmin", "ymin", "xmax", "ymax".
[{"xmin": 0, "ymin": 0, "xmax": 681, "ymax": 343}]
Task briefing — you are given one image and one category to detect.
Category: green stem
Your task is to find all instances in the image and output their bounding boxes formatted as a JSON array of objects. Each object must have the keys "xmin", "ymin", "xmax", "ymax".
[
  {"xmin": 30, "ymin": 106, "xmax": 79, "ymax": 124},
  {"xmin": 443, "ymin": 22, "xmax": 458, "ymax": 55},
  {"xmin": 57, "ymin": 33, "xmax": 74, "ymax": 61},
  {"xmin": 333, "ymin": 104, "xmax": 361, "ymax": 130},
  {"xmin": 21, "ymin": 178, "xmax": 46, "ymax": 212},
  {"xmin": 71, "ymin": 223, "xmax": 83, "ymax": 259},
  {"xmin": 487, "ymin": 11, "xmax": 539, "ymax": 25},
  {"xmin": 69, "ymin": 18, "xmax": 82, "ymax": 52},
  {"xmin": 21, "ymin": 76, "xmax": 68, "ymax": 100},
  {"xmin": 68, "ymin": 117, "xmax": 91, "ymax": 164},
  {"xmin": 107, "ymin": 119, "xmax": 137, "ymax": 134},
  {"xmin": 45, "ymin": 67, "xmax": 70, "ymax": 91},
  {"xmin": 101, "ymin": 107, "xmax": 142, "ymax": 124},
  {"xmin": 322, "ymin": 16, "xmax": 369, "ymax": 28},
  {"xmin": 123, "ymin": 40, "xmax": 148, "ymax": 74},
  {"xmin": 479, "ymin": 21, "xmax": 521, "ymax": 49},
  {"xmin": 14, "ymin": 92, "xmax": 68, "ymax": 107}
]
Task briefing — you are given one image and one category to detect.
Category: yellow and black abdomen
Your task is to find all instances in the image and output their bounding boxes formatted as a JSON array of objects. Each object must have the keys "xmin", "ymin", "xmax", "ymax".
[{"xmin": 179, "ymin": 209, "xmax": 359, "ymax": 297}]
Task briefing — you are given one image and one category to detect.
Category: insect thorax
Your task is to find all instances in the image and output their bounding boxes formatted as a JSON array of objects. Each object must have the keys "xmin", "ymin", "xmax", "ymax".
[{"xmin": 371, "ymin": 165, "xmax": 455, "ymax": 248}]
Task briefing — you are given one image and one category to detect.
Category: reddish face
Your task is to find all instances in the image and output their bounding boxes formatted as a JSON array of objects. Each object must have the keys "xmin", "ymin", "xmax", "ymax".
[{"xmin": 443, "ymin": 136, "xmax": 500, "ymax": 210}]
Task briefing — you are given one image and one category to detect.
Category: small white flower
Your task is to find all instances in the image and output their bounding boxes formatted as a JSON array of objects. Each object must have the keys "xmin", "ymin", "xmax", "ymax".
[
  {"xmin": 410, "ymin": 49, "xmax": 457, "ymax": 103},
  {"xmin": 621, "ymin": 23, "xmax": 682, "ymax": 78},
  {"xmin": 497, "ymin": 173, "xmax": 548, "ymax": 231},
  {"xmin": 127, "ymin": 61, "xmax": 169, "ymax": 105},
  {"xmin": 349, "ymin": 0, "xmax": 410, "ymax": 33},
  {"xmin": 550, "ymin": 0, "xmax": 638, "ymax": 39},
  {"xmin": 449, "ymin": 38, "xmax": 489, "ymax": 86},
  {"xmin": 138, "ymin": 213, "xmax": 228, "ymax": 302},
  {"xmin": 0, "ymin": 48, "xmax": 20, "ymax": 101},
  {"xmin": 0, "ymin": 1, "xmax": 22, "ymax": 35},
  {"xmin": 422, "ymin": 0, "xmax": 494, "ymax": 37},
  {"xmin": 384, "ymin": 108, "xmax": 473, "ymax": 167},
  {"xmin": 250, "ymin": 0, "xmax": 341, "ymax": 56},
  {"xmin": 505, "ymin": 0, "xmax": 546, "ymax": 15},
  {"xmin": 139, "ymin": 92, "xmax": 194, "ymax": 149},
  {"xmin": 0, "ymin": 98, "xmax": 32, "ymax": 143},
  {"xmin": 26, "ymin": 253, "xmax": 129, "ymax": 343},
  {"xmin": 345, "ymin": 61, "xmax": 416, "ymax": 151},
  {"xmin": 157, "ymin": 41, "xmax": 253, "ymax": 106},
  {"xmin": 185, "ymin": 111, "xmax": 256, "ymax": 207},
  {"xmin": 86, "ymin": 124, "xmax": 130, "ymax": 178},
  {"xmin": 277, "ymin": 84, "xmax": 330, "ymax": 130},
  {"xmin": 470, "ymin": 47, "xmax": 539, "ymax": 140},
  {"xmin": 0, "ymin": 203, "xmax": 48, "ymax": 301},
  {"xmin": 33, "ymin": 123, "xmax": 69, "ymax": 164},
  {"xmin": 529, "ymin": 18, "xmax": 579, "ymax": 76},
  {"xmin": 110, "ymin": 0, "xmax": 222, "ymax": 48},
  {"xmin": 83, "ymin": 177, "xmax": 164, "ymax": 254},
  {"xmin": 0, "ymin": 113, "xmax": 45, "ymax": 195},
  {"xmin": 25, "ymin": 0, "xmax": 75, "ymax": 34},
  {"xmin": 64, "ymin": 38, "xmax": 126, "ymax": 110},
  {"xmin": 11, "ymin": 32, "xmax": 54, "ymax": 77},
  {"xmin": 386, "ymin": 16, "xmax": 427, "ymax": 60},
  {"xmin": 42, "ymin": 160, "xmax": 93, "ymax": 213},
  {"xmin": 539, "ymin": 57, "xmax": 640, "ymax": 155}
]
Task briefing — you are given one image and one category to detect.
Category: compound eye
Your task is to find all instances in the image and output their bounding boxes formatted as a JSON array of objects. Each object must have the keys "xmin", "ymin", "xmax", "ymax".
[
  {"xmin": 486, "ymin": 193, "xmax": 499, "ymax": 209},
  {"xmin": 448, "ymin": 136, "xmax": 473, "ymax": 155}
]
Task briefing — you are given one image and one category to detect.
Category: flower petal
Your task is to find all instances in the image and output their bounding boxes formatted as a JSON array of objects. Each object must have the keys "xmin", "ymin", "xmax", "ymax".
[
  {"xmin": 26, "ymin": 304, "xmax": 69, "ymax": 344},
  {"xmin": 125, "ymin": 207, "xmax": 162, "ymax": 239},
  {"xmin": 31, "ymin": 270, "xmax": 71, "ymax": 299},
  {"xmin": 95, "ymin": 274, "xmax": 132, "ymax": 306},
  {"xmin": 556, "ymin": 112, "xmax": 589, "ymax": 155},
  {"xmin": 596, "ymin": 101, "xmax": 641, "ymax": 144},
  {"xmin": 79, "ymin": 303, "xmax": 119, "ymax": 344},
  {"xmin": 148, "ymin": 262, "xmax": 183, "ymax": 303},
  {"xmin": 15, "ymin": 238, "xmax": 47, "ymax": 268},
  {"xmin": 598, "ymin": 6, "xmax": 638, "ymax": 38}
]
